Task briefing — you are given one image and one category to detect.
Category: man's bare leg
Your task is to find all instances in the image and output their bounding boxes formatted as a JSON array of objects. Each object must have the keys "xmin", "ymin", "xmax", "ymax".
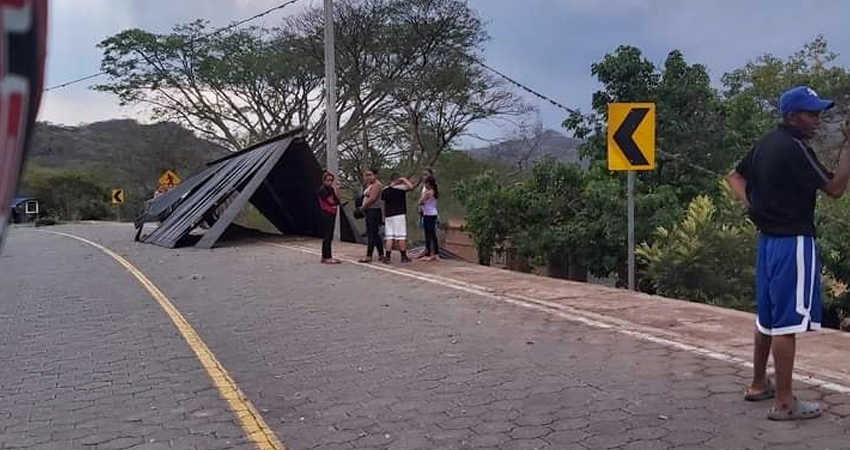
[
  {"xmin": 383, "ymin": 239, "xmax": 394, "ymax": 262},
  {"xmin": 748, "ymin": 329, "xmax": 772, "ymax": 394},
  {"xmin": 771, "ymin": 334, "xmax": 796, "ymax": 410},
  {"xmin": 399, "ymin": 239, "xmax": 410, "ymax": 262}
]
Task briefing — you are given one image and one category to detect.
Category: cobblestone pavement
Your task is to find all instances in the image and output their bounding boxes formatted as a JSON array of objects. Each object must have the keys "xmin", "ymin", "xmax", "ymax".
[
  {"xmin": 2, "ymin": 223, "xmax": 850, "ymax": 450},
  {"xmin": 0, "ymin": 230, "xmax": 255, "ymax": 450}
]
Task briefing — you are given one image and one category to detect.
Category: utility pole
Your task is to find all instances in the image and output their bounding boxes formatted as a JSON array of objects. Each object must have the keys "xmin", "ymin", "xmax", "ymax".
[
  {"xmin": 324, "ymin": 0, "xmax": 340, "ymax": 240},
  {"xmin": 627, "ymin": 170, "xmax": 635, "ymax": 291}
]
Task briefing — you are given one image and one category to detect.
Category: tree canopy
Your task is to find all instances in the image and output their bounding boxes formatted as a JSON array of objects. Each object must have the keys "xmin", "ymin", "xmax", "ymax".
[
  {"xmin": 459, "ymin": 35, "xmax": 850, "ymax": 324},
  {"xmin": 95, "ymin": 0, "xmax": 528, "ymax": 183}
]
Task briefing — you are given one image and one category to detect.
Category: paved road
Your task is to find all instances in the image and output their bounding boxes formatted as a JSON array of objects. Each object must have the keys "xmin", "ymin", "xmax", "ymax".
[{"xmin": 2, "ymin": 223, "xmax": 850, "ymax": 450}]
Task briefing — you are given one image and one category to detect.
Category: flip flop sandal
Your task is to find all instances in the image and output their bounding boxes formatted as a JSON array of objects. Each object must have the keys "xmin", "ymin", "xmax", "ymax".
[
  {"xmin": 768, "ymin": 399, "xmax": 822, "ymax": 421},
  {"xmin": 744, "ymin": 379, "xmax": 775, "ymax": 401}
]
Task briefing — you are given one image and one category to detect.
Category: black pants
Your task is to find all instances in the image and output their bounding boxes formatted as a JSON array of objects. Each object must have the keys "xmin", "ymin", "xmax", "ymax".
[
  {"xmin": 322, "ymin": 213, "xmax": 335, "ymax": 259},
  {"xmin": 423, "ymin": 215, "xmax": 439, "ymax": 256},
  {"xmin": 365, "ymin": 208, "xmax": 384, "ymax": 258}
]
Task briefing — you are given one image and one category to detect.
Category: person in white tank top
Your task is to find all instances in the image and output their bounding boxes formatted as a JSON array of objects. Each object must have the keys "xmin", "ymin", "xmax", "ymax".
[{"xmin": 418, "ymin": 176, "xmax": 440, "ymax": 261}]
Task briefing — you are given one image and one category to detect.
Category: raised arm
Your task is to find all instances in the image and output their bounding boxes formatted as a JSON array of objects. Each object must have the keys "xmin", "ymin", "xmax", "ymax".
[
  {"xmin": 419, "ymin": 188, "xmax": 433, "ymax": 205},
  {"xmin": 822, "ymin": 122, "xmax": 850, "ymax": 198},
  {"xmin": 823, "ymin": 151, "xmax": 850, "ymax": 198},
  {"xmin": 726, "ymin": 170, "xmax": 748, "ymax": 207},
  {"xmin": 331, "ymin": 179, "xmax": 341, "ymax": 201},
  {"xmin": 397, "ymin": 177, "xmax": 415, "ymax": 190}
]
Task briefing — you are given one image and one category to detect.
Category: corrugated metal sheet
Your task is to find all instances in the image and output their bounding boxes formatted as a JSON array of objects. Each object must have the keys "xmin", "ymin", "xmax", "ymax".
[
  {"xmin": 135, "ymin": 128, "xmax": 364, "ymax": 249},
  {"xmin": 9, "ymin": 197, "xmax": 35, "ymax": 208}
]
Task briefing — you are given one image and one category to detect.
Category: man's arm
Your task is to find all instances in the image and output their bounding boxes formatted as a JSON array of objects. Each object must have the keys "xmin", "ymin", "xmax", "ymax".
[
  {"xmin": 726, "ymin": 170, "xmax": 748, "ymax": 207},
  {"xmin": 822, "ymin": 148, "xmax": 850, "ymax": 198},
  {"xmin": 397, "ymin": 177, "xmax": 415, "ymax": 190}
]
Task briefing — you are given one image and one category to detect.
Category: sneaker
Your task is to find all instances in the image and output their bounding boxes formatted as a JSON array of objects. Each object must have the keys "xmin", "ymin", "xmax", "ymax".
[
  {"xmin": 400, "ymin": 255, "xmax": 412, "ymax": 264},
  {"xmin": 380, "ymin": 256, "xmax": 391, "ymax": 264}
]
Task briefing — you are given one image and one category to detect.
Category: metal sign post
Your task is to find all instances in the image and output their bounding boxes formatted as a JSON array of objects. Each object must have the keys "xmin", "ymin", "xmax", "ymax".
[
  {"xmin": 112, "ymin": 189, "xmax": 125, "ymax": 222},
  {"xmin": 627, "ymin": 171, "xmax": 635, "ymax": 291},
  {"xmin": 607, "ymin": 103, "xmax": 656, "ymax": 291}
]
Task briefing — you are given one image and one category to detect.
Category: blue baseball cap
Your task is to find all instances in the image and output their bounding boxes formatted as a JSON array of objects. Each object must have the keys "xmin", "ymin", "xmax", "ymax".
[{"xmin": 779, "ymin": 86, "xmax": 834, "ymax": 116}]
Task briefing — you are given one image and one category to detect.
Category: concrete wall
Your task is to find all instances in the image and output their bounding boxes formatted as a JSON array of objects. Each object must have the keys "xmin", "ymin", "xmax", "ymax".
[{"xmin": 442, "ymin": 220, "xmax": 478, "ymax": 263}]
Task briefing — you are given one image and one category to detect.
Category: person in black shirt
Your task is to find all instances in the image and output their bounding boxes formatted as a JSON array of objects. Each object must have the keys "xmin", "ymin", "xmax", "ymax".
[
  {"xmin": 381, "ymin": 172, "xmax": 414, "ymax": 263},
  {"xmin": 728, "ymin": 86, "xmax": 850, "ymax": 420},
  {"xmin": 316, "ymin": 171, "xmax": 341, "ymax": 265}
]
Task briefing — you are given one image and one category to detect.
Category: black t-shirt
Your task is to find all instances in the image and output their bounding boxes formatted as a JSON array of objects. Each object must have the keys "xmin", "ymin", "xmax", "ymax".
[
  {"xmin": 735, "ymin": 124, "xmax": 832, "ymax": 237},
  {"xmin": 382, "ymin": 185, "xmax": 408, "ymax": 217}
]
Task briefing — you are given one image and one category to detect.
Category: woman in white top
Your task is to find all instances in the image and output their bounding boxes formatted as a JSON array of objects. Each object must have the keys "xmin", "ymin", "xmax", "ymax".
[{"xmin": 418, "ymin": 176, "xmax": 440, "ymax": 261}]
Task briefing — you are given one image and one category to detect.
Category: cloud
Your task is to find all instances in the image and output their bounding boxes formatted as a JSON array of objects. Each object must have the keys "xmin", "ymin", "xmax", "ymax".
[
  {"xmin": 41, "ymin": 0, "xmax": 316, "ymax": 125},
  {"xmin": 638, "ymin": 0, "xmax": 850, "ymax": 75},
  {"xmin": 552, "ymin": 0, "xmax": 650, "ymax": 16},
  {"xmin": 39, "ymin": 89, "xmax": 145, "ymax": 126},
  {"xmin": 39, "ymin": 0, "xmax": 850, "ymax": 143}
]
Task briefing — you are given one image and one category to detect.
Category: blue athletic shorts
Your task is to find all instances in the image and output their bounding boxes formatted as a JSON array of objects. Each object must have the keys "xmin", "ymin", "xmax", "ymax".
[{"xmin": 756, "ymin": 235, "xmax": 822, "ymax": 336}]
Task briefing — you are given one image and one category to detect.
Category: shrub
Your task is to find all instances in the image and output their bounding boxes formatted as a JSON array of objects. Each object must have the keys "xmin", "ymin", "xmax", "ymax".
[
  {"xmin": 19, "ymin": 166, "xmax": 111, "ymax": 221},
  {"xmin": 637, "ymin": 188, "xmax": 757, "ymax": 311},
  {"xmin": 34, "ymin": 215, "xmax": 59, "ymax": 227}
]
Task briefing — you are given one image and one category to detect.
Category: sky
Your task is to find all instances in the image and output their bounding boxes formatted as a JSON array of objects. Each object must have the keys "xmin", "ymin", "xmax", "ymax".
[{"xmin": 42, "ymin": 0, "xmax": 850, "ymax": 145}]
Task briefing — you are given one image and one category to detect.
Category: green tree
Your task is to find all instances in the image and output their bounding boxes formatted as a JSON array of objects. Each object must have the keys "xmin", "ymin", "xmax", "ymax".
[
  {"xmin": 721, "ymin": 36, "xmax": 850, "ymax": 167},
  {"xmin": 508, "ymin": 161, "xmax": 594, "ymax": 278},
  {"xmin": 454, "ymin": 171, "xmax": 527, "ymax": 265},
  {"xmin": 20, "ymin": 166, "xmax": 110, "ymax": 221},
  {"xmin": 432, "ymin": 150, "xmax": 507, "ymax": 220},
  {"xmin": 723, "ymin": 36, "xmax": 850, "ymax": 111},
  {"xmin": 559, "ymin": 46, "xmax": 722, "ymax": 281},
  {"xmin": 95, "ymin": 0, "xmax": 527, "ymax": 185},
  {"xmin": 454, "ymin": 159, "xmax": 681, "ymax": 282},
  {"xmin": 565, "ymin": 46, "xmax": 734, "ymax": 200}
]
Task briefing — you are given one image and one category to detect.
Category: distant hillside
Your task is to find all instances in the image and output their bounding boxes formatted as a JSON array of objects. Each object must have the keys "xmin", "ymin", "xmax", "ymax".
[
  {"xmin": 29, "ymin": 120, "xmax": 228, "ymax": 190},
  {"xmin": 466, "ymin": 129, "xmax": 586, "ymax": 168},
  {"xmin": 22, "ymin": 120, "xmax": 229, "ymax": 215}
]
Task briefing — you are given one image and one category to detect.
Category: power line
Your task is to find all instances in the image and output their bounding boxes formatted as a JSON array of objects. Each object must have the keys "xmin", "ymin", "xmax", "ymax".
[
  {"xmin": 468, "ymin": 54, "xmax": 723, "ymax": 177},
  {"xmin": 197, "ymin": 0, "xmax": 303, "ymax": 41},
  {"xmin": 468, "ymin": 55, "xmax": 579, "ymax": 115},
  {"xmin": 44, "ymin": 0, "xmax": 304, "ymax": 93},
  {"xmin": 44, "ymin": 73, "xmax": 105, "ymax": 92},
  {"xmin": 469, "ymin": 53, "xmax": 850, "ymax": 227}
]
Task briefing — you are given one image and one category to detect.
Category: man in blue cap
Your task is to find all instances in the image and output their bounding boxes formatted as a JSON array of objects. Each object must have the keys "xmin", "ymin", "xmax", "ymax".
[{"xmin": 727, "ymin": 86, "xmax": 850, "ymax": 420}]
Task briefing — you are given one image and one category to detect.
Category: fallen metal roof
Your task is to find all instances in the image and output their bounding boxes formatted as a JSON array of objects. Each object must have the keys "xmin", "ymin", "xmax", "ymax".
[
  {"xmin": 135, "ymin": 128, "xmax": 363, "ymax": 249},
  {"xmin": 9, "ymin": 197, "xmax": 36, "ymax": 208}
]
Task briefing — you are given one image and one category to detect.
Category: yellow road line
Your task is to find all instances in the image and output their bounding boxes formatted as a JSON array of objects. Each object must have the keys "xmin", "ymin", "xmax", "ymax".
[{"xmin": 43, "ymin": 231, "xmax": 286, "ymax": 450}]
